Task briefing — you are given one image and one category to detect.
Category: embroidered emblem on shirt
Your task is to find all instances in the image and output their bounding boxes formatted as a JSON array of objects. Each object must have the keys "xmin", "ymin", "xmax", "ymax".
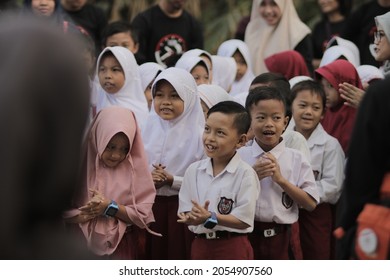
[
  {"xmin": 218, "ymin": 197, "xmax": 234, "ymax": 214},
  {"xmin": 282, "ymin": 192, "xmax": 293, "ymax": 209}
]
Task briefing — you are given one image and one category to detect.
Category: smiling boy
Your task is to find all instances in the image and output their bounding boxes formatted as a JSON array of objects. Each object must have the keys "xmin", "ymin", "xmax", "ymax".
[
  {"xmin": 178, "ymin": 101, "xmax": 260, "ymax": 259},
  {"xmin": 238, "ymin": 86, "xmax": 319, "ymax": 259}
]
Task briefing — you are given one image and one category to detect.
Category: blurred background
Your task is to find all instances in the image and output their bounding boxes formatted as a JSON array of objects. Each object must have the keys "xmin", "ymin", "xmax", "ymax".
[{"xmin": 4, "ymin": 0, "xmax": 371, "ymax": 53}]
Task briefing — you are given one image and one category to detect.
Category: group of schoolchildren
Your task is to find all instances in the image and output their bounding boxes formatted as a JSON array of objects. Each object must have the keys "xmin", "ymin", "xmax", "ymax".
[{"xmin": 57, "ymin": 0, "xmax": 390, "ymax": 261}]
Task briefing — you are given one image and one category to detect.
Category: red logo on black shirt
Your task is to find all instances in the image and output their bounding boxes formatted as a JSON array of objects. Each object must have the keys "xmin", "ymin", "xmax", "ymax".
[{"xmin": 155, "ymin": 33, "xmax": 187, "ymax": 67}]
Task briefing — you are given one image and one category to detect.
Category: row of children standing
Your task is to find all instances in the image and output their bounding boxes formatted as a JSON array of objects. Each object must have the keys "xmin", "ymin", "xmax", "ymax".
[{"xmin": 61, "ymin": 1, "xmax": 388, "ymax": 260}]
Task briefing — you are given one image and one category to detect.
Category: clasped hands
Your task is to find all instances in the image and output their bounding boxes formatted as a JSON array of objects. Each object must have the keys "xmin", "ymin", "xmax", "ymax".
[
  {"xmin": 78, "ymin": 189, "xmax": 109, "ymax": 222},
  {"xmin": 177, "ymin": 200, "xmax": 211, "ymax": 226},
  {"xmin": 152, "ymin": 163, "xmax": 174, "ymax": 189}
]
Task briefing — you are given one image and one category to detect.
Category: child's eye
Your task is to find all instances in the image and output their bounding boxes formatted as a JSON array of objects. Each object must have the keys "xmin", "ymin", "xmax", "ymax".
[
  {"xmin": 273, "ymin": 116, "xmax": 281, "ymax": 120},
  {"xmin": 204, "ymin": 126, "xmax": 210, "ymax": 132},
  {"xmin": 217, "ymin": 130, "xmax": 225, "ymax": 136}
]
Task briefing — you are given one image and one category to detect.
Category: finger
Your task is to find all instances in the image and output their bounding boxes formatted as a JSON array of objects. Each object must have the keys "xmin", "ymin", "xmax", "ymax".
[
  {"xmin": 191, "ymin": 200, "xmax": 200, "ymax": 208},
  {"xmin": 204, "ymin": 200, "xmax": 210, "ymax": 211}
]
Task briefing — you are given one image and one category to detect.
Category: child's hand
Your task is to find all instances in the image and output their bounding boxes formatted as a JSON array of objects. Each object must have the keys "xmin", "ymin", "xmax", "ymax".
[
  {"xmin": 152, "ymin": 164, "xmax": 174, "ymax": 187},
  {"xmin": 152, "ymin": 164, "xmax": 167, "ymax": 188},
  {"xmin": 264, "ymin": 153, "xmax": 284, "ymax": 185},
  {"xmin": 186, "ymin": 200, "xmax": 211, "ymax": 225},
  {"xmin": 177, "ymin": 212, "xmax": 190, "ymax": 224},
  {"xmin": 252, "ymin": 154, "xmax": 275, "ymax": 180},
  {"xmin": 339, "ymin": 82, "xmax": 365, "ymax": 108}
]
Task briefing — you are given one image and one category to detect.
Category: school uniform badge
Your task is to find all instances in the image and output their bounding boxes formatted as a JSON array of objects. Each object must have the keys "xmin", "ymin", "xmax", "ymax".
[
  {"xmin": 282, "ymin": 192, "xmax": 293, "ymax": 209},
  {"xmin": 218, "ymin": 197, "xmax": 234, "ymax": 214}
]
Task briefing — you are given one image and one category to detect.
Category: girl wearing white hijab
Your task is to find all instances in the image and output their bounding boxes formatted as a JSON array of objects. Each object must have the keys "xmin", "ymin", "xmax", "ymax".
[
  {"xmin": 217, "ymin": 39, "xmax": 255, "ymax": 95},
  {"xmin": 245, "ymin": 0, "xmax": 312, "ymax": 75},
  {"xmin": 142, "ymin": 67, "xmax": 205, "ymax": 259},
  {"xmin": 175, "ymin": 55, "xmax": 210, "ymax": 85},
  {"xmin": 96, "ymin": 46, "xmax": 149, "ymax": 127},
  {"xmin": 181, "ymin": 48, "xmax": 214, "ymax": 82},
  {"xmin": 319, "ymin": 45, "xmax": 359, "ymax": 68},
  {"xmin": 139, "ymin": 62, "xmax": 165, "ymax": 110},
  {"xmin": 198, "ymin": 84, "xmax": 233, "ymax": 119},
  {"xmin": 211, "ymin": 55, "xmax": 237, "ymax": 93}
]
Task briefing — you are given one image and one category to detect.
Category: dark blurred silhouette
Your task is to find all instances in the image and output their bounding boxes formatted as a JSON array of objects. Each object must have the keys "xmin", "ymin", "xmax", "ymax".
[{"xmin": 0, "ymin": 14, "xmax": 92, "ymax": 259}]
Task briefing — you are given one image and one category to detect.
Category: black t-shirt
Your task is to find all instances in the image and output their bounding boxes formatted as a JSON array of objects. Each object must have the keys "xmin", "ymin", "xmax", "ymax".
[
  {"xmin": 131, "ymin": 5, "xmax": 204, "ymax": 66},
  {"xmin": 312, "ymin": 18, "xmax": 347, "ymax": 59},
  {"xmin": 295, "ymin": 34, "xmax": 314, "ymax": 76},
  {"xmin": 342, "ymin": 1, "xmax": 390, "ymax": 67},
  {"xmin": 62, "ymin": 4, "xmax": 107, "ymax": 54}
]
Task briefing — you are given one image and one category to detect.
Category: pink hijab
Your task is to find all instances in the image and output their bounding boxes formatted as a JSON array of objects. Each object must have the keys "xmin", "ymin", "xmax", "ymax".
[
  {"xmin": 68, "ymin": 106, "xmax": 157, "ymax": 255},
  {"xmin": 265, "ymin": 50, "xmax": 311, "ymax": 80},
  {"xmin": 315, "ymin": 60, "xmax": 361, "ymax": 154}
]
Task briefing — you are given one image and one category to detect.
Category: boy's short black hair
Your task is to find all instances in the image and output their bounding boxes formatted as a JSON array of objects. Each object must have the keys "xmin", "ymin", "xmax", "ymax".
[
  {"xmin": 249, "ymin": 72, "xmax": 292, "ymax": 118},
  {"xmin": 101, "ymin": 21, "xmax": 139, "ymax": 46},
  {"xmin": 207, "ymin": 101, "xmax": 251, "ymax": 135},
  {"xmin": 245, "ymin": 86, "xmax": 287, "ymax": 115},
  {"xmin": 291, "ymin": 80, "xmax": 326, "ymax": 110}
]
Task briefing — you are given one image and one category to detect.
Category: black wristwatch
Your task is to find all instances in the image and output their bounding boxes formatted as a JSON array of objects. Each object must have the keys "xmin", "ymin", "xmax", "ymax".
[
  {"xmin": 203, "ymin": 211, "xmax": 218, "ymax": 229},
  {"xmin": 104, "ymin": 200, "xmax": 119, "ymax": 217}
]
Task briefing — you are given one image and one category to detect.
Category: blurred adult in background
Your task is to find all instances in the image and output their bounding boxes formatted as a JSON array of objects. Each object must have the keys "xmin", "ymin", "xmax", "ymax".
[
  {"xmin": 245, "ymin": 0, "xmax": 313, "ymax": 76},
  {"xmin": 312, "ymin": 0, "xmax": 352, "ymax": 69},
  {"xmin": 341, "ymin": 0, "xmax": 390, "ymax": 67},
  {"xmin": 131, "ymin": 0, "xmax": 204, "ymax": 67},
  {"xmin": 0, "ymin": 14, "xmax": 91, "ymax": 259},
  {"xmin": 61, "ymin": 0, "xmax": 107, "ymax": 54}
]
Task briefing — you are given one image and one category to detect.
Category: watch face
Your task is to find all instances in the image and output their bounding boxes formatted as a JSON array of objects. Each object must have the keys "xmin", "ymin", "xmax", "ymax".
[
  {"xmin": 204, "ymin": 219, "xmax": 217, "ymax": 229},
  {"xmin": 106, "ymin": 206, "xmax": 118, "ymax": 217}
]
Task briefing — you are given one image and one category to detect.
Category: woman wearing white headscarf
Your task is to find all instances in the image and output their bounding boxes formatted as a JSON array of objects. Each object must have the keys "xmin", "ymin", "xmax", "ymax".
[
  {"xmin": 375, "ymin": 11, "xmax": 390, "ymax": 77},
  {"xmin": 96, "ymin": 47, "xmax": 149, "ymax": 127},
  {"xmin": 244, "ymin": 0, "xmax": 312, "ymax": 75},
  {"xmin": 217, "ymin": 39, "xmax": 255, "ymax": 95}
]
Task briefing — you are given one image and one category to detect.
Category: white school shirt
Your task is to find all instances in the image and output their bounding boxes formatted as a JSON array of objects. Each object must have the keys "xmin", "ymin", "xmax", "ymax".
[
  {"xmin": 178, "ymin": 152, "xmax": 260, "ymax": 234},
  {"xmin": 303, "ymin": 123, "xmax": 345, "ymax": 204},
  {"xmin": 238, "ymin": 139, "xmax": 319, "ymax": 224}
]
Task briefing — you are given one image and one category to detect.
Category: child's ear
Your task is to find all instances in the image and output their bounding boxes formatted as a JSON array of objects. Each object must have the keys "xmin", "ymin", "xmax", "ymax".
[
  {"xmin": 134, "ymin": 43, "xmax": 139, "ymax": 53},
  {"xmin": 284, "ymin": 116, "xmax": 289, "ymax": 128},
  {"xmin": 236, "ymin": 134, "xmax": 247, "ymax": 149}
]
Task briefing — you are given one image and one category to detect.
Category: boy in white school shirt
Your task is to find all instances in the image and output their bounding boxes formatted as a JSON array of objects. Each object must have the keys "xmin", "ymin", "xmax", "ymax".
[
  {"xmin": 290, "ymin": 80, "xmax": 345, "ymax": 259},
  {"xmin": 178, "ymin": 101, "xmax": 260, "ymax": 260},
  {"xmin": 238, "ymin": 86, "xmax": 319, "ymax": 260}
]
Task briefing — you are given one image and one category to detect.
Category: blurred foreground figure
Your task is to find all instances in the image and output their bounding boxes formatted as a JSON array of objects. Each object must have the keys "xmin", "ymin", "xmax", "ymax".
[{"xmin": 0, "ymin": 14, "xmax": 91, "ymax": 259}]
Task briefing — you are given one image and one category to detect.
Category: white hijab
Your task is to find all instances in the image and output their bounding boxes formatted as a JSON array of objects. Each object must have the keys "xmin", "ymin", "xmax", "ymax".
[
  {"xmin": 217, "ymin": 39, "xmax": 255, "ymax": 95},
  {"xmin": 139, "ymin": 62, "xmax": 165, "ymax": 92},
  {"xmin": 175, "ymin": 55, "xmax": 209, "ymax": 78},
  {"xmin": 211, "ymin": 55, "xmax": 237, "ymax": 93},
  {"xmin": 142, "ymin": 68, "xmax": 205, "ymax": 194},
  {"xmin": 245, "ymin": 0, "xmax": 310, "ymax": 75},
  {"xmin": 375, "ymin": 12, "xmax": 390, "ymax": 76},
  {"xmin": 356, "ymin": 65, "xmax": 384, "ymax": 84},
  {"xmin": 96, "ymin": 47, "xmax": 149, "ymax": 126},
  {"xmin": 325, "ymin": 36, "xmax": 360, "ymax": 67},
  {"xmin": 320, "ymin": 45, "xmax": 358, "ymax": 68},
  {"xmin": 198, "ymin": 84, "xmax": 233, "ymax": 109}
]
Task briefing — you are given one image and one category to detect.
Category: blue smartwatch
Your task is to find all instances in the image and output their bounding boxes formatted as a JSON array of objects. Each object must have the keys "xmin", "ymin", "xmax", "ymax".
[
  {"xmin": 104, "ymin": 200, "xmax": 119, "ymax": 217},
  {"xmin": 203, "ymin": 211, "xmax": 218, "ymax": 229}
]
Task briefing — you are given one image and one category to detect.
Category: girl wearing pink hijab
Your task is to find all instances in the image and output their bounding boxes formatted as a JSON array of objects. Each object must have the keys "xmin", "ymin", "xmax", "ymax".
[{"xmin": 64, "ymin": 106, "xmax": 158, "ymax": 259}]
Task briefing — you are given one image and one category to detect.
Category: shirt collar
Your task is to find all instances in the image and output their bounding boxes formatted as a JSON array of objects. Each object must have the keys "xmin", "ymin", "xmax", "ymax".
[
  {"xmin": 198, "ymin": 152, "xmax": 241, "ymax": 176},
  {"xmin": 251, "ymin": 137, "xmax": 285, "ymax": 159}
]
